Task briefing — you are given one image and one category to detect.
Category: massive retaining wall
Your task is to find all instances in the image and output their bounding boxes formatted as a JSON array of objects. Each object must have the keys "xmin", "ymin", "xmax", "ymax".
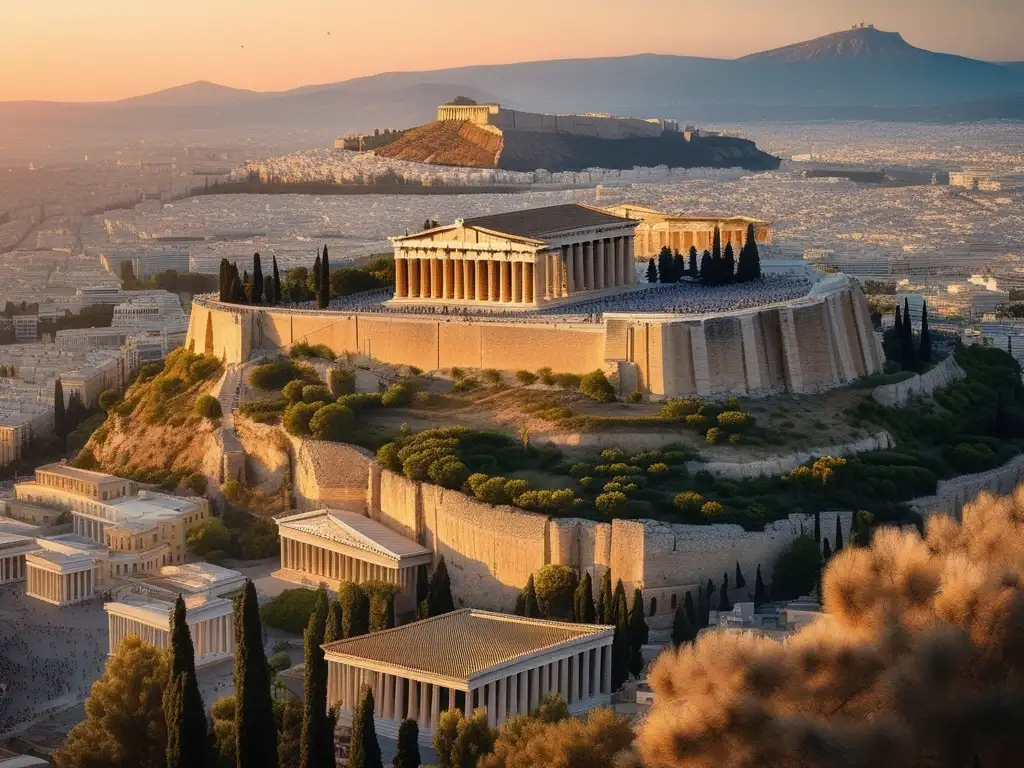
[
  {"xmin": 911, "ymin": 453, "xmax": 1024, "ymax": 521},
  {"xmin": 187, "ymin": 276, "xmax": 881, "ymax": 400},
  {"xmin": 365, "ymin": 465, "xmax": 849, "ymax": 618},
  {"xmin": 872, "ymin": 356, "xmax": 966, "ymax": 407}
]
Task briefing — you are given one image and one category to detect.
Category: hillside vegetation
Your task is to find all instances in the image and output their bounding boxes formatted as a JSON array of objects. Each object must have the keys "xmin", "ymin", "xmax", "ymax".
[{"xmin": 74, "ymin": 348, "xmax": 225, "ymax": 492}]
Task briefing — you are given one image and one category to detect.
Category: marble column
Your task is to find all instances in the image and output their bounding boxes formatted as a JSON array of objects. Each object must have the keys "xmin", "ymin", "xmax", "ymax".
[
  {"xmin": 497, "ymin": 677, "xmax": 507, "ymax": 724},
  {"xmin": 463, "ymin": 259, "xmax": 475, "ymax": 300},
  {"xmin": 508, "ymin": 673, "xmax": 518, "ymax": 718},
  {"xmin": 395, "ymin": 258, "xmax": 408, "ymax": 298},
  {"xmin": 559, "ymin": 658, "xmax": 569, "ymax": 704},
  {"xmin": 517, "ymin": 672, "xmax": 528, "ymax": 716},
  {"xmin": 430, "ymin": 683, "xmax": 441, "ymax": 731},
  {"xmin": 408, "ymin": 680, "xmax": 419, "ymax": 720},
  {"xmin": 544, "ymin": 252, "xmax": 553, "ymax": 299},
  {"xmin": 384, "ymin": 674, "xmax": 395, "ymax": 719},
  {"xmin": 582, "ymin": 650, "xmax": 591, "ymax": 699},
  {"xmin": 442, "ymin": 258, "xmax": 453, "ymax": 300},
  {"xmin": 395, "ymin": 676, "xmax": 405, "ymax": 722},
  {"xmin": 419, "ymin": 259, "xmax": 431, "ymax": 299},
  {"xmin": 564, "ymin": 246, "xmax": 575, "ymax": 294},
  {"xmin": 584, "ymin": 242, "xmax": 595, "ymax": 290},
  {"xmin": 500, "ymin": 262, "xmax": 512, "ymax": 303},
  {"xmin": 528, "ymin": 667, "xmax": 539, "ymax": 713},
  {"xmin": 431, "ymin": 259, "xmax": 443, "ymax": 299},
  {"xmin": 614, "ymin": 238, "xmax": 625, "ymax": 285},
  {"xmin": 486, "ymin": 682, "xmax": 496, "ymax": 727},
  {"xmin": 573, "ymin": 243, "xmax": 585, "ymax": 291},
  {"xmin": 595, "ymin": 241, "xmax": 605, "ymax": 289},
  {"xmin": 524, "ymin": 262, "xmax": 535, "ymax": 304},
  {"xmin": 454, "ymin": 258, "xmax": 464, "ymax": 299},
  {"xmin": 488, "ymin": 262, "xmax": 500, "ymax": 302},
  {"xmin": 512, "ymin": 262, "xmax": 523, "ymax": 303},
  {"xmin": 626, "ymin": 236, "xmax": 636, "ymax": 283}
]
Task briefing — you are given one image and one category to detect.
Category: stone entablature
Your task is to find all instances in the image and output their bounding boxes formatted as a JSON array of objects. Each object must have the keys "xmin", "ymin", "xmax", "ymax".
[{"xmin": 324, "ymin": 609, "xmax": 613, "ymax": 745}]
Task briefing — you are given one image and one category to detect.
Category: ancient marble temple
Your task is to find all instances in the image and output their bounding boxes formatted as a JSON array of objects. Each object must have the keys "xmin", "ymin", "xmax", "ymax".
[{"xmin": 389, "ymin": 204, "xmax": 639, "ymax": 310}]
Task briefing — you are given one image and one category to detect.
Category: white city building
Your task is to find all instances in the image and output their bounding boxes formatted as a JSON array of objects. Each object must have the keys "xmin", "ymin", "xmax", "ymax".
[
  {"xmin": 25, "ymin": 549, "xmax": 98, "ymax": 606},
  {"xmin": 105, "ymin": 594, "xmax": 235, "ymax": 666},
  {"xmin": 324, "ymin": 609, "xmax": 614, "ymax": 745},
  {"xmin": 0, "ymin": 533, "xmax": 36, "ymax": 584},
  {"xmin": 132, "ymin": 250, "xmax": 190, "ymax": 279}
]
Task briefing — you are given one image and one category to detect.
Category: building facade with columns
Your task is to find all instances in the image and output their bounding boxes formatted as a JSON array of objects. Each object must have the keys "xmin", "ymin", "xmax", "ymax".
[
  {"xmin": 604, "ymin": 203, "xmax": 772, "ymax": 259},
  {"xmin": 274, "ymin": 509, "xmax": 432, "ymax": 618},
  {"xmin": 105, "ymin": 594, "xmax": 235, "ymax": 666},
  {"xmin": 0, "ymin": 533, "xmax": 36, "ymax": 585},
  {"xmin": 26, "ymin": 550, "xmax": 97, "ymax": 606},
  {"xmin": 323, "ymin": 609, "xmax": 614, "ymax": 745},
  {"xmin": 389, "ymin": 204, "xmax": 639, "ymax": 310}
]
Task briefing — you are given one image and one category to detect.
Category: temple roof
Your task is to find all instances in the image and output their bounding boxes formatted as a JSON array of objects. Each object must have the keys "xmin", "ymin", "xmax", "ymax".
[
  {"xmin": 275, "ymin": 509, "xmax": 430, "ymax": 563},
  {"xmin": 322, "ymin": 609, "xmax": 612, "ymax": 682},
  {"xmin": 463, "ymin": 204, "xmax": 635, "ymax": 240}
]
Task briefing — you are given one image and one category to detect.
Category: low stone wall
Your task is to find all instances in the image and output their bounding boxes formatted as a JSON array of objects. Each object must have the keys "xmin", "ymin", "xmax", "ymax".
[
  {"xmin": 872, "ymin": 356, "xmax": 966, "ymax": 407},
  {"xmin": 688, "ymin": 431, "xmax": 893, "ymax": 480},
  {"xmin": 911, "ymin": 453, "xmax": 1024, "ymax": 521},
  {"xmin": 367, "ymin": 465, "xmax": 850, "ymax": 617}
]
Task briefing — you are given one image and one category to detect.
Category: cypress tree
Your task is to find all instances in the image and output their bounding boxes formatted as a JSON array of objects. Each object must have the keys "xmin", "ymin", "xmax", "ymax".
[
  {"xmin": 712, "ymin": 225, "xmax": 721, "ymax": 261},
  {"xmin": 627, "ymin": 588, "xmax": 648, "ymax": 678},
  {"xmin": 219, "ymin": 259, "xmax": 228, "ymax": 301},
  {"xmin": 683, "ymin": 591, "xmax": 696, "ymax": 629},
  {"xmin": 688, "ymin": 245, "xmax": 698, "ymax": 278},
  {"xmin": 814, "ymin": 510, "xmax": 821, "ymax": 544},
  {"xmin": 523, "ymin": 574, "xmax": 540, "ymax": 618},
  {"xmin": 646, "ymin": 258, "xmax": 657, "ymax": 284},
  {"xmin": 754, "ymin": 565, "xmax": 766, "ymax": 608},
  {"xmin": 919, "ymin": 300, "xmax": 932, "ymax": 363},
  {"xmin": 54, "ymin": 378, "xmax": 66, "ymax": 450},
  {"xmin": 901, "ymin": 297, "xmax": 917, "ymax": 365},
  {"xmin": 165, "ymin": 594, "xmax": 209, "ymax": 768},
  {"xmin": 723, "ymin": 241, "xmax": 735, "ymax": 283},
  {"xmin": 324, "ymin": 598, "xmax": 343, "ymax": 644},
  {"xmin": 610, "ymin": 580, "xmax": 629, "ymax": 690},
  {"xmin": 822, "ymin": 537, "xmax": 833, "ymax": 563},
  {"xmin": 348, "ymin": 686, "xmax": 382, "ymax": 768},
  {"xmin": 234, "ymin": 580, "xmax": 278, "ymax": 768},
  {"xmin": 704, "ymin": 579, "xmax": 714, "ymax": 626},
  {"xmin": 718, "ymin": 573, "xmax": 731, "ymax": 612},
  {"xmin": 425, "ymin": 557, "xmax": 454, "ymax": 617},
  {"xmin": 699, "ymin": 250, "xmax": 712, "ymax": 284},
  {"xmin": 272, "ymin": 255, "xmax": 281, "ymax": 305},
  {"xmin": 300, "ymin": 589, "xmax": 331, "ymax": 768},
  {"xmin": 746, "ymin": 222, "xmax": 761, "ymax": 280},
  {"xmin": 894, "ymin": 302, "xmax": 904, "ymax": 362},
  {"xmin": 834, "ymin": 514, "xmax": 844, "ymax": 553},
  {"xmin": 734, "ymin": 561, "xmax": 746, "ymax": 590},
  {"xmin": 393, "ymin": 719, "xmax": 421, "ymax": 768},
  {"xmin": 597, "ymin": 569, "xmax": 612, "ymax": 624},
  {"xmin": 313, "ymin": 251, "xmax": 321, "ymax": 295},
  {"xmin": 252, "ymin": 253, "xmax": 264, "ymax": 307},
  {"xmin": 574, "ymin": 572, "xmax": 596, "ymax": 624},
  {"xmin": 340, "ymin": 583, "xmax": 370, "ymax": 638},
  {"xmin": 671, "ymin": 605, "xmax": 696, "ymax": 648},
  {"xmin": 657, "ymin": 246, "xmax": 673, "ymax": 284},
  {"xmin": 673, "ymin": 251, "xmax": 686, "ymax": 283},
  {"xmin": 318, "ymin": 245, "xmax": 330, "ymax": 309}
]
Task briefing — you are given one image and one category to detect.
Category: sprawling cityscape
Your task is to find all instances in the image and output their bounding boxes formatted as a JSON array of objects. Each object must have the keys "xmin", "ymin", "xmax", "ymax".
[{"xmin": 0, "ymin": 3, "xmax": 1021, "ymax": 767}]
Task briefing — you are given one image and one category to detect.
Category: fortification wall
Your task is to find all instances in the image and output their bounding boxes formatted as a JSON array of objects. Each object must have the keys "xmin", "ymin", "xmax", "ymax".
[
  {"xmin": 490, "ymin": 109, "xmax": 665, "ymax": 139},
  {"xmin": 872, "ymin": 356, "xmax": 966, "ymax": 407},
  {"xmin": 189, "ymin": 277, "xmax": 877, "ymax": 399},
  {"xmin": 911, "ymin": 453, "xmax": 1024, "ymax": 521}
]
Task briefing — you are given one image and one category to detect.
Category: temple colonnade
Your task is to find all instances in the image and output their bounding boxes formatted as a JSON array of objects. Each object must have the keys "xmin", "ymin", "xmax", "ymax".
[{"xmin": 25, "ymin": 557, "xmax": 95, "ymax": 606}]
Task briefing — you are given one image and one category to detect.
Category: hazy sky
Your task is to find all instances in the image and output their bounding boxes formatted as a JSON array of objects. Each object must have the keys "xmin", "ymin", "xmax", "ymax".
[{"xmin": 1, "ymin": 0, "xmax": 1021, "ymax": 102}]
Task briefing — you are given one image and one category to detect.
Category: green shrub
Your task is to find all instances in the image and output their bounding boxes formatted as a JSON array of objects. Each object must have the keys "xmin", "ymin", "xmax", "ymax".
[
  {"xmin": 187, "ymin": 518, "xmax": 232, "ymax": 557},
  {"xmin": 533, "ymin": 565, "xmax": 578, "ymax": 619},
  {"xmin": 701, "ymin": 501, "xmax": 725, "ymax": 517},
  {"xmin": 553, "ymin": 373, "xmax": 582, "ymax": 389},
  {"xmin": 290, "ymin": 342, "xmax": 335, "ymax": 360},
  {"xmin": 625, "ymin": 392, "xmax": 643, "ymax": 404},
  {"xmin": 504, "ymin": 479, "xmax": 530, "ymax": 501},
  {"xmin": 717, "ymin": 411, "xmax": 751, "ymax": 432},
  {"xmin": 569, "ymin": 462, "xmax": 592, "ymax": 478},
  {"xmin": 706, "ymin": 427, "xmax": 723, "ymax": 444},
  {"xmin": 450, "ymin": 367, "xmax": 465, "ymax": 380},
  {"xmin": 309, "ymin": 403, "xmax": 354, "ymax": 441},
  {"xmin": 661, "ymin": 398, "xmax": 702, "ymax": 420},
  {"xmin": 684, "ymin": 414, "xmax": 707, "ymax": 430},
  {"xmin": 515, "ymin": 370, "xmax": 538, "ymax": 386},
  {"xmin": 595, "ymin": 491, "xmax": 628, "ymax": 518},
  {"xmin": 260, "ymin": 589, "xmax": 322, "ymax": 635},
  {"xmin": 249, "ymin": 359, "xmax": 311, "ymax": 390},
  {"xmin": 239, "ymin": 397, "xmax": 288, "ymax": 424},
  {"xmin": 195, "ymin": 395, "xmax": 222, "ymax": 419},
  {"xmin": 328, "ymin": 368, "xmax": 355, "ymax": 396},
  {"xmin": 475, "ymin": 476, "xmax": 511, "ymax": 505},
  {"xmin": 602, "ymin": 482, "xmax": 623, "ymax": 493},
  {"xmin": 948, "ymin": 442, "xmax": 996, "ymax": 473},
  {"xmin": 579, "ymin": 370, "xmax": 616, "ymax": 403},
  {"xmin": 282, "ymin": 380, "xmax": 306, "ymax": 403},
  {"xmin": 155, "ymin": 376, "xmax": 183, "ymax": 399},
  {"xmin": 427, "ymin": 458, "xmax": 469, "ymax": 488},
  {"xmin": 452, "ymin": 377, "xmax": 478, "ymax": 393},
  {"xmin": 600, "ymin": 447, "xmax": 627, "ymax": 462},
  {"xmin": 515, "ymin": 489, "xmax": 576, "ymax": 515},
  {"xmin": 336, "ymin": 393, "xmax": 382, "ymax": 411},
  {"xmin": 185, "ymin": 473, "xmax": 208, "ymax": 495},
  {"xmin": 673, "ymin": 490, "xmax": 703, "ymax": 513},
  {"xmin": 579, "ymin": 476, "xmax": 595, "ymax": 488},
  {"xmin": 268, "ymin": 651, "xmax": 292, "ymax": 675},
  {"xmin": 283, "ymin": 402, "xmax": 321, "ymax": 436},
  {"xmin": 482, "ymin": 369, "xmax": 503, "ymax": 385},
  {"xmin": 728, "ymin": 433, "xmax": 743, "ymax": 445},
  {"xmin": 771, "ymin": 536, "xmax": 821, "ymax": 600},
  {"xmin": 98, "ymin": 389, "xmax": 120, "ymax": 412},
  {"xmin": 301, "ymin": 384, "xmax": 332, "ymax": 404},
  {"xmin": 382, "ymin": 382, "xmax": 414, "ymax": 407},
  {"xmin": 647, "ymin": 463, "xmax": 669, "ymax": 474}
]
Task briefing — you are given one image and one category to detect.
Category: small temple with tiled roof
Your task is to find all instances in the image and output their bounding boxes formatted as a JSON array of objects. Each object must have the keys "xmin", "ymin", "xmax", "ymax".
[
  {"xmin": 322, "ymin": 608, "xmax": 614, "ymax": 745},
  {"xmin": 274, "ymin": 508, "xmax": 432, "ymax": 617}
]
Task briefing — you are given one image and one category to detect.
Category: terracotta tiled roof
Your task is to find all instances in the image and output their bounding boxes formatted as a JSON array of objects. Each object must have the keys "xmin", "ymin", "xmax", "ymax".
[
  {"xmin": 465, "ymin": 204, "xmax": 634, "ymax": 240},
  {"xmin": 276, "ymin": 509, "xmax": 430, "ymax": 562},
  {"xmin": 322, "ymin": 609, "xmax": 612, "ymax": 682}
]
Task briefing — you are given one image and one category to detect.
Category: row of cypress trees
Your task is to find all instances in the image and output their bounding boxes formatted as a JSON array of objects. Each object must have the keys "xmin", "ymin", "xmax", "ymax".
[
  {"xmin": 218, "ymin": 253, "xmax": 283, "ymax": 306},
  {"xmin": 893, "ymin": 296, "xmax": 932, "ymax": 367},
  {"xmin": 645, "ymin": 223, "xmax": 762, "ymax": 286}
]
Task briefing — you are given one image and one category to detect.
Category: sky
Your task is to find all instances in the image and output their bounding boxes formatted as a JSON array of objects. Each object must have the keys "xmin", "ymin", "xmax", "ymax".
[{"xmin": 0, "ymin": 0, "xmax": 1021, "ymax": 102}]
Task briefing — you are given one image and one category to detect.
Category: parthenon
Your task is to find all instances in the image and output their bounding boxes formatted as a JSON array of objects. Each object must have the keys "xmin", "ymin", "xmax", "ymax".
[{"xmin": 389, "ymin": 204, "xmax": 639, "ymax": 310}]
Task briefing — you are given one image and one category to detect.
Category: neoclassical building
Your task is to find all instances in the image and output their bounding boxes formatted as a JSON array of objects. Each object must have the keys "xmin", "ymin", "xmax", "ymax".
[
  {"xmin": 324, "ymin": 609, "xmax": 614, "ymax": 745},
  {"xmin": 26, "ymin": 548, "xmax": 98, "ymax": 606},
  {"xmin": 0, "ymin": 533, "xmax": 35, "ymax": 585},
  {"xmin": 604, "ymin": 203, "xmax": 772, "ymax": 259},
  {"xmin": 275, "ymin": 509, "xmax": 432, "ymax": 617},
  {"xmin": 105, "ymin": 594, "xmax": 235, "ymax": 666},
  {"xmin": 389, "ymin": 204, "xmax": 639, "ymax": 310}
]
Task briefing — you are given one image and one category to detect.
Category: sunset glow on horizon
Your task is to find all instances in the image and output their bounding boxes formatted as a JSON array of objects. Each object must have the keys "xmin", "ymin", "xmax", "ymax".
[{"xmin": 1, "ymin": 0, "xmax": 1022, "ymax": 102}]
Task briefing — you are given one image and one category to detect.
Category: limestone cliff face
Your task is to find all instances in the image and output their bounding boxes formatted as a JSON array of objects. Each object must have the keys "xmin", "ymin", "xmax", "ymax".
[{"xmin": 376, "ymin": 120, "xmax": 780, "ymax": 173}]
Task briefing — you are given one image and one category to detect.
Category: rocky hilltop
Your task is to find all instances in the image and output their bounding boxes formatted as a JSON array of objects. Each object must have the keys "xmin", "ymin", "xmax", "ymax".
[{"xmin": 375, "ymin": 120, "xmax": 780, "ymax": 173}]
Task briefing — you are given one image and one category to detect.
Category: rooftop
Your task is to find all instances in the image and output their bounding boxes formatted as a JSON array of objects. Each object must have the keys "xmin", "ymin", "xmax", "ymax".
[
  {"xmin": 276, "ymin": 509, "xmax": 430, "ymax": 562},
  {"xmin": 463, "ymin": 204, "xmax": 635, "ymax": 240},
  {"xmin": 322, "ymin": 609, "xmax": 612, "ymax": 683},
  {"xmin": 105, "ymin": 593, "xmax": 233, "ymax": 625},
  {"xmin": 35, "ymin": 462, "xmax": 120, "ymax": 484}
]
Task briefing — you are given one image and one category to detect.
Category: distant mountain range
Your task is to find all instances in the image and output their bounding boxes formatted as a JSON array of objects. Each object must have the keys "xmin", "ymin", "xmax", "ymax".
[{"xmin": 1, "ymin": 27, "xmax": 1021, "ymax": 159}]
